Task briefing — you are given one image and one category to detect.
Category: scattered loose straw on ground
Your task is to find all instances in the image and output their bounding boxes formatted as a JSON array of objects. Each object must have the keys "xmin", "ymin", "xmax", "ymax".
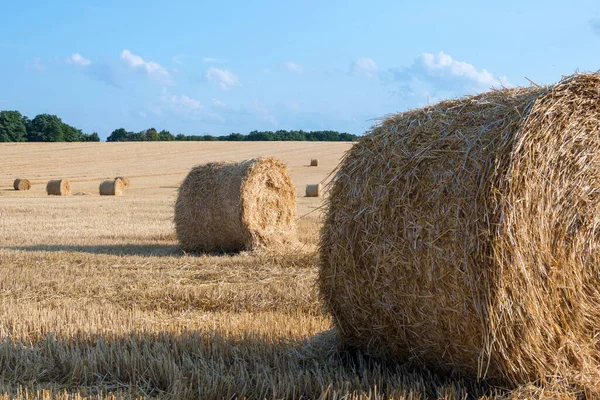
[
  {"xmin": 319, "ymin": 73, "xmax": 600, "ymax": 391},
  {"xmin": 175, "ymin": 157, "xmax": 297, "ymax": 253},
  {"xmin": 13, "ymin": 179, "xmax": 30, "ymax": 191},
  {"xmin": 46, "ymin": 180, "xmax": 70, "ymax": 196},
  {"xmin": 99, "ymin": 179, "xmax": 124, "ymax": 196},
  {"xmin": 306, "ymin": 184, "xmax": 322, "ymax": 197}
]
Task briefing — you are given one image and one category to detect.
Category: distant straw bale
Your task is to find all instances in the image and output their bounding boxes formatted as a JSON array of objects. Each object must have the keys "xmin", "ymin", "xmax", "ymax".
[
  {"xmin": 310, "ymin": 159, "xmax": 319, "ymax": 166},
  {"xmin": 305, "ymin": 184, "xmax": 322, "ymax": 197},
  {"xmin": 175, "ymin": 157, "xmax": 296, "ymax": 253},
  {"xmin": 115, "ymin": 176, "xmax": 130, "ymax": 188},
  {"xmin": 13, "ymin": 179, "xmax": 30, "ymax": 191},
  {"xmin": 319, "ymin": 73, "xmax": 600, "ymax": 390},
  {"xmin": 46, "ymin": 180, "xmax": 70, "ymax": 196},
  {"xmin": 99, "ymin": 179, "xmax": 124, "ymax": 196}
]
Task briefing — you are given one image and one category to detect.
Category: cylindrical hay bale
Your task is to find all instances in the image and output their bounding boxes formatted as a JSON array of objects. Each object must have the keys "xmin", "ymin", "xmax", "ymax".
[
  {"xmin": 319, "ymin": 73, "xmax": 600, "ymax": 389},
  {"xmin": 310, "ymin": 159, "xmax": 319, "ymax": 166},
  {"xmin": 175, "ymin": 157, "xmax": 297, "ymax": 253},
  {"xmin": 99, "ymin": 179, "xmax": 124, "ymax": 196},
  {"xmin": 46, "ymin": 179, "xmax": 70, "ymax": 196},
  {"xmin": 305, "ymin": 183, "xmax": 322, "ymax": 197},
  {"xmin": 115, "ymin": 176, "xmax": 130, "ymax": 188},
  {"xmin": 13, "ymin": 179, "xmax": 31, "ymax": 191}
]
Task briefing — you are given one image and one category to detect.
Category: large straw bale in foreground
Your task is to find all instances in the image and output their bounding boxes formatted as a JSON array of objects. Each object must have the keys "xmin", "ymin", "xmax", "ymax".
[
  {"xmin": 99, "ymin": 179, "xmax": 124, "ymax": 196},
  {"xmin": 175, "ymin": 157, "xmax": 296, "ymax": 253},
  {"xmin": 319, "ymin": 73, "xmax": 600, "ymax": 388},
  {"xmin": 13, "ymin": 179, "xmax": 30, "ymax": 190},
  {"xmin": 46, "ymin": 179, "xmax": 70, "ymax": 196}
]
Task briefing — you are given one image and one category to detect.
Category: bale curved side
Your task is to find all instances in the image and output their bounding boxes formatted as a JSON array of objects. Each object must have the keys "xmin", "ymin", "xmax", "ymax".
[
  {"xmin": 13, "ymin": 179, "xmax": 31, "ymax": 191},
  {"xmin": 46, "ymin": 180, "xmax": 71, "ymax": 196},
  {"xmin": 306, "ymin": 184, "xmax": 322, "ymax": 197},
  {"xmin": 319, "ymin": 73, "xmax": 600, "ymax": 388},
  {"xmin": 99, "ymin": 179, "xmax": 124, "ymax": 196},
  {"xmin": 175, "ymin": 157, "xmax": 296, "ymax": 253},
  {"xmin": 310, "ymin": 159, "xmax": 319, "ymax": 167}
]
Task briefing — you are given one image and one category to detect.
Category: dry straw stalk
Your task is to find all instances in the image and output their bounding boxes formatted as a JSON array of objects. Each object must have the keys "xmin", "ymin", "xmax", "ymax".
[
  {"xmin": 13, "ymin": 179, "xmax": 30, "ymax": 191},
  {"xmin": 175, "ymin": 157, "xmax": 297, "ymax": 253},
  {"xmin": 306, "ymin": 184, "xmax": 322, "ymax": 197},
  {"xmin": 46, "ymin": 179, "xmax": 70, "ymax": 196},
  {"xmin": 99, "ymin": 179, "xmax": 124, "ymax": 196},
  {"xmin": 319, "ymin": 73, "xmax": 600, "ymax": 391}
]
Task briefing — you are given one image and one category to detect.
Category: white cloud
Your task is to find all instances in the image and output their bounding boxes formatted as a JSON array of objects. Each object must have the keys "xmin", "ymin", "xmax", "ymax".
[
  {"xmin": 25, "ymin": 57, "xmax": 46, "ymax": 71},
  {"xmin": 285, "ymin": 62, "xmax": 304, "ymax": 74},
  {"xmin": 420, "ymin": 52, "xmax": 497, "ymax": 87},
  {"xmin": 205, "ymin": 67, "xmax": 239, "ymax": 90},
  {"xmin": 139, "ymin": 111, "xmax": 147, "ymax": 118},
  {"xmin": 66, "ymin": 53, "xmax": 91, "ymax": 67},
  {"xmin": 212, "ymin": 98, "xmax": 227, "ymax": 108},
  {"xmin": 157, "ymin": 88, "xmax": 203, "ymax": 114},
  {"xmin": 121, "ymin": 49, "xmax": 171, "ymax": 83},
  {"xmin": 203, "ymin": 57, "xmax": 219, "ymax": 63},
  {"xmin": 352, "ymin": 57, "xmax": 378, "ymax": 78}
]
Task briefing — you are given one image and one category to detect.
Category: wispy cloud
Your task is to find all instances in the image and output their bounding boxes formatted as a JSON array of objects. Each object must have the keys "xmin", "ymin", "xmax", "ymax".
[
  {"xmin": 25, "ymin": 57, "xmax": 46, "ymax": 71},
  {"xmin": 66, "ymin": 53, "xmax": 91, "ymax": 67},
  {"xmin": 155, "ymin": 88, "xmax": 203, "ymax": 115},
  {"xmin": 205, "ymin": 67, "xmax": 239, "ymax": 90},
  {"xmin": 121, "ymin": 49, "xmax": 171, "ymax": 83},
  {"xmin": 351, "ymin": 57, "xmax": 378, "ymax": 78},
  {"xmin": 285, "ymin": 62, "xmax": 304, "ymax": 74},
  {"xmin": 212, "ymin": 98, "xmax": 227, "ymax": 108},
  {"xmin": 591, "ymin": 18, "xmax": 600, "ymax": 35},
  {"xmin": 388, "ymin": 52, "xmax": 509, "ymax": 101}
]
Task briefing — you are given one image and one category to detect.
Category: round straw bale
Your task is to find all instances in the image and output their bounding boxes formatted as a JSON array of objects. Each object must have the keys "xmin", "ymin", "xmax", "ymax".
[
  {"xmin": 310, "ymin": 159, "xmax": 319, "ymax": 166},
  {"xmin": 46, "ymin": 179, "xmax": 70, "ymax": 196},
  {"xmin": 305, "ymin": 183, "xmax": 322, "ymax": 197},
  {"xmin": 115, "ymin": 176, "xmax": 130, "ymax": 188},
  {"xmin": 99, "ymin": 179, "xmax": 124, "ymax": 196},
  {"xmin": 175, "ymin": 157, "xmax": 296, "ymax": 253},
  {"xmin": 13, "ymin": 179, "xmax": 31, "ymax": 191},
  {"xmin": 319, "ymin": 73, "xmax": 600, "ymax": 388}
]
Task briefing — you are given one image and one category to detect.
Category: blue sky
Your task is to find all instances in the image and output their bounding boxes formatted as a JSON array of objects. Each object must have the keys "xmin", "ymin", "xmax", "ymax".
[{"xmin": 1, "ymin": 0, "xmax": 600, "ymax": 139}]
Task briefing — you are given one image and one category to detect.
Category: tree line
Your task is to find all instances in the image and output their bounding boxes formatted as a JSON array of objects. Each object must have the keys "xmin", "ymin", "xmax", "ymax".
[
  {"xmin": 0, "ymin": 111, "xmax": 100, "ymax": 142},
  {"xmin": 0, "ymin": 110, "xmax": 359, "ymax": 142},
  {"xmin": 106, "ymin": 128, "xmax": 358, "ymax": 142}
]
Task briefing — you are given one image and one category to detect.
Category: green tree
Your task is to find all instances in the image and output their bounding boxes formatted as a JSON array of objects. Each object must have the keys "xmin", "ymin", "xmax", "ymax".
[
  {"xmin": 158, "ymin": 129, "xmax": 174, "ymax": 141},
  {"xmin": 142, "ymin": 128, "xmax": 159, "ymax": 141},
  {"xmin": 27, "ymin": 114, "xmax": 64, "ymax": 142},
  {"xmin": 85, "ymin": 132, "xmax": 100, "ymax": 142},
  {"xmin": 107, "ymin": 128, "xmax": 129, "ymax": 142},
  {"xmin": 0, "ymin": 111, "xmax": 27, "ymax": 142}
]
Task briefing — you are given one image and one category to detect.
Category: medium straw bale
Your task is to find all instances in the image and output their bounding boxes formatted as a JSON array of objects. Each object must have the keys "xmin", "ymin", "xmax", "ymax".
[
  {"xmin": 13, "ymin": 179, "xmax": 30, "ymax": 191},
  {"xmin": 319, "ymin": 73, "xmax": 600, "ymax": 390},
  {"xmin": 175, "ymin": 157, "xmax": 296, "ymax": 253},
  {"xmin": 310, "ymin": 159, "xmax": 319, "ymax": 166},
  {"xmin": 99, "ymin": 179, "xmax": 124, "ymax": 196},
  {"xmin": 305, "ymin": 184, "xmax": 322, "ymax": 197},
  {"xmin": 46, "ymin": 179, "xmax": 70, "ymax": 196}
]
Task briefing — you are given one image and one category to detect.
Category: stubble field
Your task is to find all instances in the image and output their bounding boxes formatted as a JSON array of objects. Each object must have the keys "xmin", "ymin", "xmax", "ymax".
[{"xmin": 0, "ymin": 142, "xmax": 559, "ymax": 399}]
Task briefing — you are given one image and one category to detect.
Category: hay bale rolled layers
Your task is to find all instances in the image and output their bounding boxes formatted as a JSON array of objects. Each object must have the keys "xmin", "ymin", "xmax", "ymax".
[
  {"xmin": 115, "ymin": 176, "xmax": 130, "ymax": 188},
  {"xmin": 175, "ymin": 157, "xmax": 296, "ymax": 253},
  {"xmin": 46, "ymin": 179, "xmax": 70, "ymax": 196},
  {"xmin": 319, "ymin": 73, "xmax": 600, "ymax": 388},
  {"xmin": 310, "ymin": 159, "xmax": 319, "ymax": 166},
  {"xmin": 13, "ymin": 179, "xmax": 30, "ymax": 191},
  {"xmin": 99, "ymin": 179, "xmax": 124, "ymax": 196},
  {"xmin": 305, "ymin": 184, "xmax": 322, "ymax": 197}
]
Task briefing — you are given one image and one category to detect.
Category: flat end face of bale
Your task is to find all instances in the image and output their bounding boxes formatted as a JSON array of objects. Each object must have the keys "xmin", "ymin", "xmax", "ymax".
[
  {"xmin": 13, "ymin": 179, "xmax": 31, "ymax": 190},
  {"xmin": 46, "ymin": 180, "xmax": 71, "ymax": 196},
  {"xmin": 175, "ymin": 157, "xmax": 296, "ymax": 253},
  {"xmin": 310, "ymin": 159, "xmax": 319, "ymax": 166},
  {"xmin": 319, "ymin": 73, "xmax": 600, "ymax": 388},
  {"xmin": 305, "ymin": 184, "xmax": 322, "ymax": 197},
  {"xmin": 100, "ymin": 180, "xmax": 124, "ymax": 196}
]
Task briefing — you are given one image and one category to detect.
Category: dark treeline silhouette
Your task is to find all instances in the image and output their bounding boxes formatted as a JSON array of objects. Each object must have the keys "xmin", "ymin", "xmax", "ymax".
[
  {"xmin": 0, "ymin": 111, "xmax": 100, "ymax": 142},
  {"xmin": 106, "ymin": 128, "xmax": 358, "ymax": 142}
]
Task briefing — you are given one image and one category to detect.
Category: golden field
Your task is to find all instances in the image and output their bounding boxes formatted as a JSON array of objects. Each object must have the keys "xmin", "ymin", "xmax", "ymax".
[{"xmin": 0, "ymin": 142, "xmax": 571, "ymax": 399}]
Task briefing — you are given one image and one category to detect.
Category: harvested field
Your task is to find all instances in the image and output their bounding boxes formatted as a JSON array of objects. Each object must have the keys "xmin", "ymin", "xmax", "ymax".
[{"xmin": 0, "ymin": 141, "xmax": 583, "ymax": 399}]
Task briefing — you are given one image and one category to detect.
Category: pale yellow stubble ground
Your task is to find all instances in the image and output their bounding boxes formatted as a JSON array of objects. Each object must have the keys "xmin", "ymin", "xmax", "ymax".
[{"xmin": 0, "ymin": 142, "xmax": 544, "ymax": 399}]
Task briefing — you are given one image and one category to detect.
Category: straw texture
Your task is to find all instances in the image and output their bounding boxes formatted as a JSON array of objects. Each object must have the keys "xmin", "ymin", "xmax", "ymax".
[
  {"xmin": 13, "ymin": 179, "xmax": 30, "ymax": 191},
  {"xmin": 115, "ymin": 176, "xmax": 130, "ymax": 188},
  {"xmin": 319, "ymin": 73, "xmax": 600, "ymax": 390},
  {"xmin": 46, "ymin": 180, "xmax": 70, "ymax": 196},
  {"xmin": 310, "ymin": 159, "xmax": 319, "ymax": 167},
  {"xmin": 175, "ymin": 157, "xmax": 297, "ymax": 253},
  {"xmin": 99, "ymin": 179, "xmax": 124, "ymax": 196},
  {"xmin": 306, "ymin": 184, "xmax": 322, "ymax": 197}
]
